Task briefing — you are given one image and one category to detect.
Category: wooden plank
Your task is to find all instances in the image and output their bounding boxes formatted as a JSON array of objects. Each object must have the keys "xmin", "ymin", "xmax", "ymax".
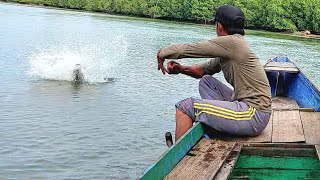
[
  {"xmin": 300, "ymin": 112, "xmax": 320, "ymax": 144},
  {"xmin": 140, "ymin": 122, "xmax": 204, "ymax": 180},
  {"xmin": 187, "ymin": 136, "xmax": 215, "ymax": 157},
  {"xmin": 243, "ymin": 143, "xmax": 314, "ymax": 148},
  {"xmin": 272, "ymin": 110, "xmax": 305, "ymax": 142},
  {"xmin": 265, "ymin": 62, "xmax": 297, "ymax": 68},
  {"xmin": 165, "ymin": 139, "xmax": 214, "ymax": 180},
  {"xmin": 264, "ymin": 67, "xmax": 299, "ymax": 73},
  {"xmin": 214, "ymin": 143, "xmax": 242, "ymax": 180},
  {"xmin": 272, "ymin": 97, "xmax": 299, "ymax": 109},
  {"xmin": 165, "ymin": 139, "xmax": 235, "ymax": 180},
  {"xmin": 234, "ymin": 155, "xmax": 320, "ymax": 170},
  {"xmin": 264, "ymin": 62, "xmax": 299, "ymax": 73},
  {"xmin": 230, "ymin": 169, "xmax": 320, "ymax": 179},
  {"xmin": 315, "ymin": 145, "xmax": 320, "ymax": 160},
  {"xmin": 272, "ymin": 108, "xmax": 315, "ymax": 112},
  {"xmin": 241, "ymin": 147, "xmax": 316, "ymax": 157}
]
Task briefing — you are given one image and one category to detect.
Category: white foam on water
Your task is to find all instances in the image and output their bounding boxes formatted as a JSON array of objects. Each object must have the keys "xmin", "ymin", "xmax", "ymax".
[{"xmin": 28, "ymin": 36, "xmax": 128, "ymax": 84}]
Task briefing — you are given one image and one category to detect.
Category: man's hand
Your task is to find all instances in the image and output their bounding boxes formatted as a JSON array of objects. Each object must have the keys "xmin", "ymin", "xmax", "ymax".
[
  {"xmin": 167, "ymin": 61, "xmax": 181, "ymax": 74},
  {"xmin": 157, "ymin": 49, "xmax": 168, "ymax": 75}
]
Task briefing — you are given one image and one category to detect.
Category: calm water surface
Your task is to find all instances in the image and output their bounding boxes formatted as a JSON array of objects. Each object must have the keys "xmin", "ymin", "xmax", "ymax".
[{"xmin": 0, "ymin": 2, "xmax": 319, "ymax": 179}]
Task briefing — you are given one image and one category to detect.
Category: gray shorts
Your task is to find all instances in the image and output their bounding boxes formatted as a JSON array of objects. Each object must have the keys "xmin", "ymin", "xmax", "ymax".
[{"xmin": 176, "ymin": 75, "xmax": 271, "ymax": 136}]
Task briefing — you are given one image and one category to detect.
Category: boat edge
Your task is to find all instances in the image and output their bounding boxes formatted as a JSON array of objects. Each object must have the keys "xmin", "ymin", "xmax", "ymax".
[{"xmin": 139, "ymin": 122, "xmax": 205, "ymax": 180}]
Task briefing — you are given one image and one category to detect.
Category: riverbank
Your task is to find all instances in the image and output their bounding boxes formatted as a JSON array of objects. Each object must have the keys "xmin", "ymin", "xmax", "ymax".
[
  {"xmin": 248, "ymin": 30, "xmax": 320, "ymax": 41},
  {"xmin": 2, "ymin": 0, "xmax": 320, "ymax": 36},
  {"xmin": 1, "ymin": 0, "xmax": 320, "ymax": 40},
  {"xmin": 291, "ymin": 32, "xmax": 320, "ymax": 40}
]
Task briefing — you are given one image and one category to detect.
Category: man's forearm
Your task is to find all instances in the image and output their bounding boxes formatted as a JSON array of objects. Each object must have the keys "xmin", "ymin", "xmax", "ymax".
[{"xmin": 180, "ymin": 65, "xmax": 204, "ymax": 79}]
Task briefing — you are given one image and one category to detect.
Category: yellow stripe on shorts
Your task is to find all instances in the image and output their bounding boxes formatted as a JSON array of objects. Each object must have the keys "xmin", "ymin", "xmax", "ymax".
[{"xmin": 194, "ymin": 103, "xmax": 256, "ymax": 120}]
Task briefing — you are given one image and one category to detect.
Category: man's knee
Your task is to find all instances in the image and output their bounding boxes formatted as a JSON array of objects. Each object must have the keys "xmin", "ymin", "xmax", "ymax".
[
  {"xmin": 199, "ymin": 75, "xmax": 221, "ymax": 96},
  {"xmin": 199, "ymin": 75, "xmax": 219, "ymax": 88},
  {"xmin": 175, "ymin": 97, "xmax": 195, "ymax": 121}
]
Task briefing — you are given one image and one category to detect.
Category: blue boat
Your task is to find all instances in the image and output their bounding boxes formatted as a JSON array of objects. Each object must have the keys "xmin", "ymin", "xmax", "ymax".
[
  {"xmin": 265, "ymin": 56, "xmax": 320, "ymax": 111},
  {"xmin": 140, "ymin": 57, "xmax": 320, "ymax": 180}
]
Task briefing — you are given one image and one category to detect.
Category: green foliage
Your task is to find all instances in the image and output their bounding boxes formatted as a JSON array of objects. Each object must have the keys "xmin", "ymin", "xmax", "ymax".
[
  {"xmin": 5, "ymin": 0, "xmax": 320, "ymax": 34},
  {"xmin": 84, "ymin": 0, "xmax": 112, "ymax": 12}
]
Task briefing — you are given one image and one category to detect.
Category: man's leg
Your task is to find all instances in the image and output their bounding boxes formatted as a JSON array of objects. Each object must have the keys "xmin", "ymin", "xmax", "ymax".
[
  {"xmin": 199, "ymin": 75, "xmax": 233, "ymax": 101},
  {"xmin": 175, "ymin": 98, "xmax": 196, "ymax": 141},
  {"xmin": 174, "ymin": 76, "xmax": 233, "ymax": 141},
  {"xmin": 175, "ymin": 109, "xmax": 193, "ymax": 141},
  {"xmin": 175, "ymin": 97, "xmax": 270, "ymax": 140}
]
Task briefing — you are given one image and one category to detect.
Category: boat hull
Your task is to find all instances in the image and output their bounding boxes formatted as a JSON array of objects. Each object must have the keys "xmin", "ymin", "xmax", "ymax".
[
  {"xmin": 267, "ymin": 57, "xmax": 320, "ymax": 111},
  {"xmin": 140, "ymin": 57, "xmax": 320, "ymax": 179}
]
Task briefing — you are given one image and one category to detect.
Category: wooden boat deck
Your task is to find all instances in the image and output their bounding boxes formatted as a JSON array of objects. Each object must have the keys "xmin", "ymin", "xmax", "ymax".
[
  {"xmin": 264, "ymin": 61, "xmax": 300, "ymax": 73},
  {"xmin": 165, "ymin": 97, "xmax": 320, "ymax": 180},
  {"xmin": 140, "ymin": 59, "xmax": 320, "ymax": 180}
]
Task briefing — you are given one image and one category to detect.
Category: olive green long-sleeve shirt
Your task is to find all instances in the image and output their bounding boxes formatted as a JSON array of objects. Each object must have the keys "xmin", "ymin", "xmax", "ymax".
[{"xmin": 159, "ymin": 34, "xmax": 271, "ymax": 112}]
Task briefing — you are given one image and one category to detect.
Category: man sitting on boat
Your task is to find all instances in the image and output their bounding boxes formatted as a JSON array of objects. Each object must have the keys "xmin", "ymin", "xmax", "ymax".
[{"xmin": 157, "ymin": 5, "xmax": 272, "ymax": 141}]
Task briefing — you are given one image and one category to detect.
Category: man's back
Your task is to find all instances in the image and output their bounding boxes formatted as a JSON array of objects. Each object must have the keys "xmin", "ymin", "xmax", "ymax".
[
  {"xmin": 157, "ymin": 5, "xmax": 272, "ymax": 140},
  {"xmin": 211, "ymin": 34, "xmax": 271, "ymax": 112},
  {"xmin": 160, "ymin": 34, "xmax": 272, "ymax": 112}
]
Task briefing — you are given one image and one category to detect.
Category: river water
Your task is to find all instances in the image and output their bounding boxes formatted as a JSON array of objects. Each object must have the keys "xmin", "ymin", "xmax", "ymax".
[{"xmin": 0, "ymin": 2, "xmax": 319, "ymax": 180}]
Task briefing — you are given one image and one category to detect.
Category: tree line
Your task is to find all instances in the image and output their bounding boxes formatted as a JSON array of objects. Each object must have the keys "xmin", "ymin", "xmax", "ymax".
[{"xmin": 4, "ymin": 0, "xmax": 320, "ymax": 34}]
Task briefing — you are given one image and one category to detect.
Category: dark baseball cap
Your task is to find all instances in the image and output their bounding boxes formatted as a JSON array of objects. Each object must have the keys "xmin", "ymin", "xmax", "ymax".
[{"xmin": 213, "ymin": 5, "xmax": 245, "ymax": 30}]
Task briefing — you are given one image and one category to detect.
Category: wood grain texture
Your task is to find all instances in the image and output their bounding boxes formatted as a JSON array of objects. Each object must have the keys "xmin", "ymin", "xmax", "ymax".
[
  {"xmin": 265, "ymin": 62, "xmax": 297, "ymax": 68},
  {"xmin": 264, "ymin": 62, "xmax": 299, "ymax": 73},
  {"xmin": 165, "ymin": 139, "xmax": 235, "ymax": 180},
  {"xmin": 214, "ymin": 143, "xmax": 242, "ymax": 180},
  {"xmin": 240, "ymin": 147, "xmax": 316, "ymax": 157},
  {"xmin": 315, "ymin": 145, "xmax": 320, "ymax": 160},
  {"xmin": 234, "ymin": 155, "xmax": 320, "ymax": 169},
  {"xmin": 230, "ymin": 169, "xmax": 320, "ymax": 179},
  {"xmin": 300, "ymin": 112, "xmax": 320, "ymax": 144},
  {"xmin": 264, "ymin": 67, "xmax": 299, "ymax": 73},
  {"xmin": 272, "ymin": 97, "xmax": 299, "ymax": 109},
  {"xmin": 272, "ymin": 110, "xmax": 305, "ymax": 143}
]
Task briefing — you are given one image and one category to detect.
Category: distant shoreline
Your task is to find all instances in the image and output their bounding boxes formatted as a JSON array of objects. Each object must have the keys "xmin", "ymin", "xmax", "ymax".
[
  {"xmin": 290, "ymin": 32, "xmax": 320, "ymax": 40},
  {"xmin": 1, "ymin": 1, "xmax": 320, "ymax": 40}
]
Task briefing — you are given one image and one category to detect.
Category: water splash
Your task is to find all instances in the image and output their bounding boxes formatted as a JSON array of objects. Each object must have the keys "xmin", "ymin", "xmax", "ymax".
[{"xmin": 28, "ymin": 37, "xmax": 128, "ymax": 84}]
